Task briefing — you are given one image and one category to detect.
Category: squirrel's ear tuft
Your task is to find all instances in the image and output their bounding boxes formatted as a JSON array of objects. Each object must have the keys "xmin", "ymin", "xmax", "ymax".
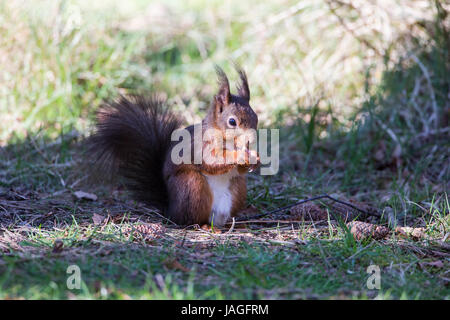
[
  {"xmin": 234, "ymin": 63, "xmax": 250, "ymax": 102},
  {"xmin": 214, "ymin": 65, "xmax": 230, "ymax": 109}
]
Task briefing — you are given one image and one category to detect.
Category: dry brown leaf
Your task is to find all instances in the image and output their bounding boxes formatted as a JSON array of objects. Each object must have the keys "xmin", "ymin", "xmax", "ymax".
[
  {"xmin": 74, "ymin": 190, "xmax": 97, "ymax": 201},
  {"xmin": 347, "ymin": 221, "xmax": 391, "ymax": 240},
  {"xmin": 92, "ymin": 213, "xmax": 106, "ymax": 225}
]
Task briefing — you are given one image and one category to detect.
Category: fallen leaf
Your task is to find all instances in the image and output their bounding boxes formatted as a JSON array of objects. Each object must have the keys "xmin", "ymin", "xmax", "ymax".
[
  {"xmin": 92, "ymin": 213, "xmax": 106, "ymax": 225},
  {"xmin": 74, "ymin": 190, "xmax": 97, "ymax": 201}
]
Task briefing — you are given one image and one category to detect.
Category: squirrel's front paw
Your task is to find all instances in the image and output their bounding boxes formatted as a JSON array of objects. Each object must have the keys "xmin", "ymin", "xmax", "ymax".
[
  {"xmin": 247, "ymin": 150, "xmax": 261, "ymax": 172},
  {"xmin": 237, "ymin": 149, "xmax": 260, "ymax": 172}
]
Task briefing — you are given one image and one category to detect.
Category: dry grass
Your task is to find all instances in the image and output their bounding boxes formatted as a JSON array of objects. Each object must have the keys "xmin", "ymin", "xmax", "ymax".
[{"xmin": 1, "ymin": 0, "xmax": 445, "ymax": 139}]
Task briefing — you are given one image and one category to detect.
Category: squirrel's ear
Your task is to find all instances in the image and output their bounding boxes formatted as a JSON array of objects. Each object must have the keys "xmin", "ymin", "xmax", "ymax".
[
  {"xmin": 214, "ymin": 66, "xmax": 230, "ymax": 110},
  {"xmin": 234, "ymin": 63, "xmax": 250, "ymax": 102}
]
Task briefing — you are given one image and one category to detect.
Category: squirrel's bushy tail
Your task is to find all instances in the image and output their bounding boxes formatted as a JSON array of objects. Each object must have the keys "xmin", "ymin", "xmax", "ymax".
[{"xmin": 87, "ymin": 95, "xmax": 182, "ymax": 209}]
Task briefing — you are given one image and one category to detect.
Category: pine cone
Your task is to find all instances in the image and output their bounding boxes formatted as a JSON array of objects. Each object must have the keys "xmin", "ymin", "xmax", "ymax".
[
  {"xmin": 123, "ymin": 223, "xmax": 165, "ymax": 242},
  {"xmin": 347, "ymin": 221, "xmax": 390, "ymax": 240}
]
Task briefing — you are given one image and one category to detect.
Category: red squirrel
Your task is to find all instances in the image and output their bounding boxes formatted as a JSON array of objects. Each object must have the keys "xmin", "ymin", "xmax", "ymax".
[{"xmin": 87, "ymin": 66, "xmax": 260, "ymax": 227}]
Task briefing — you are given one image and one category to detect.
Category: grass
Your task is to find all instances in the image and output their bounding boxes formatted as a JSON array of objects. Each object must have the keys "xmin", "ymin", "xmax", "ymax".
[
  {"xmin": 1, "ymin": 212, "xmax": 448, "ymax": 300},
  {"xmin": 0, "ymin": 0, "xmax": 449, "ymax": 299},
  {"xmin": 0, "ymin": 132, "xmax": 448, "ymax": 299},
  {"xmin": 1, "ymin": 239, "xmax": 447, "ymax": 299}
]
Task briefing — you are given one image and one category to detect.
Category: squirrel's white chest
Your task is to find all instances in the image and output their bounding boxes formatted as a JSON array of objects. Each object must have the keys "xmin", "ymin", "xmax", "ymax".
[{"xmin": 204, "ymin": 168, "xmax": 238, "ymax": 227}]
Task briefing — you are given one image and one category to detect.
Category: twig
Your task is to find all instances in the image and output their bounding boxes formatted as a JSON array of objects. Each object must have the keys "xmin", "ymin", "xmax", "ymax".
[
  {"xmin": 232, "ymin": 219, "xmax": 325, "ymax": 225},
  {"xmin": 226, "ymin": 217, "xmax": 236, "ymax": 234},
  {"xmin": 237, "ymin": 193, "xmax": 380, "ymax": 222}
]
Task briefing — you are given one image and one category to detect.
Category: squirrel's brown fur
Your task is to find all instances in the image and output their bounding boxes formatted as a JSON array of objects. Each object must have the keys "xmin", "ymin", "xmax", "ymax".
[{"xmin": 87, "ymin": 66, "xmax": 259, "ymax": 226}]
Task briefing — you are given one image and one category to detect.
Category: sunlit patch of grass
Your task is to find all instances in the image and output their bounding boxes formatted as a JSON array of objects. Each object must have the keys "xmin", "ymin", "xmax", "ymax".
[
  {"xmin": 1, "ymin": 222, "xmax": 448, "ymax": 299},
  {"xmin": 1, "ymin": 0, "xmax": 442, "ymax": 141}
]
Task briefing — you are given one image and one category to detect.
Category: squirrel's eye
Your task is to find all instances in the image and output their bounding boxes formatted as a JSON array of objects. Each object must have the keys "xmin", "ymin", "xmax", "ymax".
[{"xmin": 228, "ymin": 118, "xmax": 237, "ymax": 127}]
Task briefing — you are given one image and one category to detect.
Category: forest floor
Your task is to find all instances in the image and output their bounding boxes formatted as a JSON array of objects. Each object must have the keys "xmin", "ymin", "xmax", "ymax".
[{"xmin": 0, "ymin": 133, "xmax": 448, "ymax": 299}]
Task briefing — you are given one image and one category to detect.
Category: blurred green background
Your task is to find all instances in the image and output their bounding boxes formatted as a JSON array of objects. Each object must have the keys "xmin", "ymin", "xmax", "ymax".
[{"xmin": 0, "ymin": 0, "xmax": 446, "ymax": 135}]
